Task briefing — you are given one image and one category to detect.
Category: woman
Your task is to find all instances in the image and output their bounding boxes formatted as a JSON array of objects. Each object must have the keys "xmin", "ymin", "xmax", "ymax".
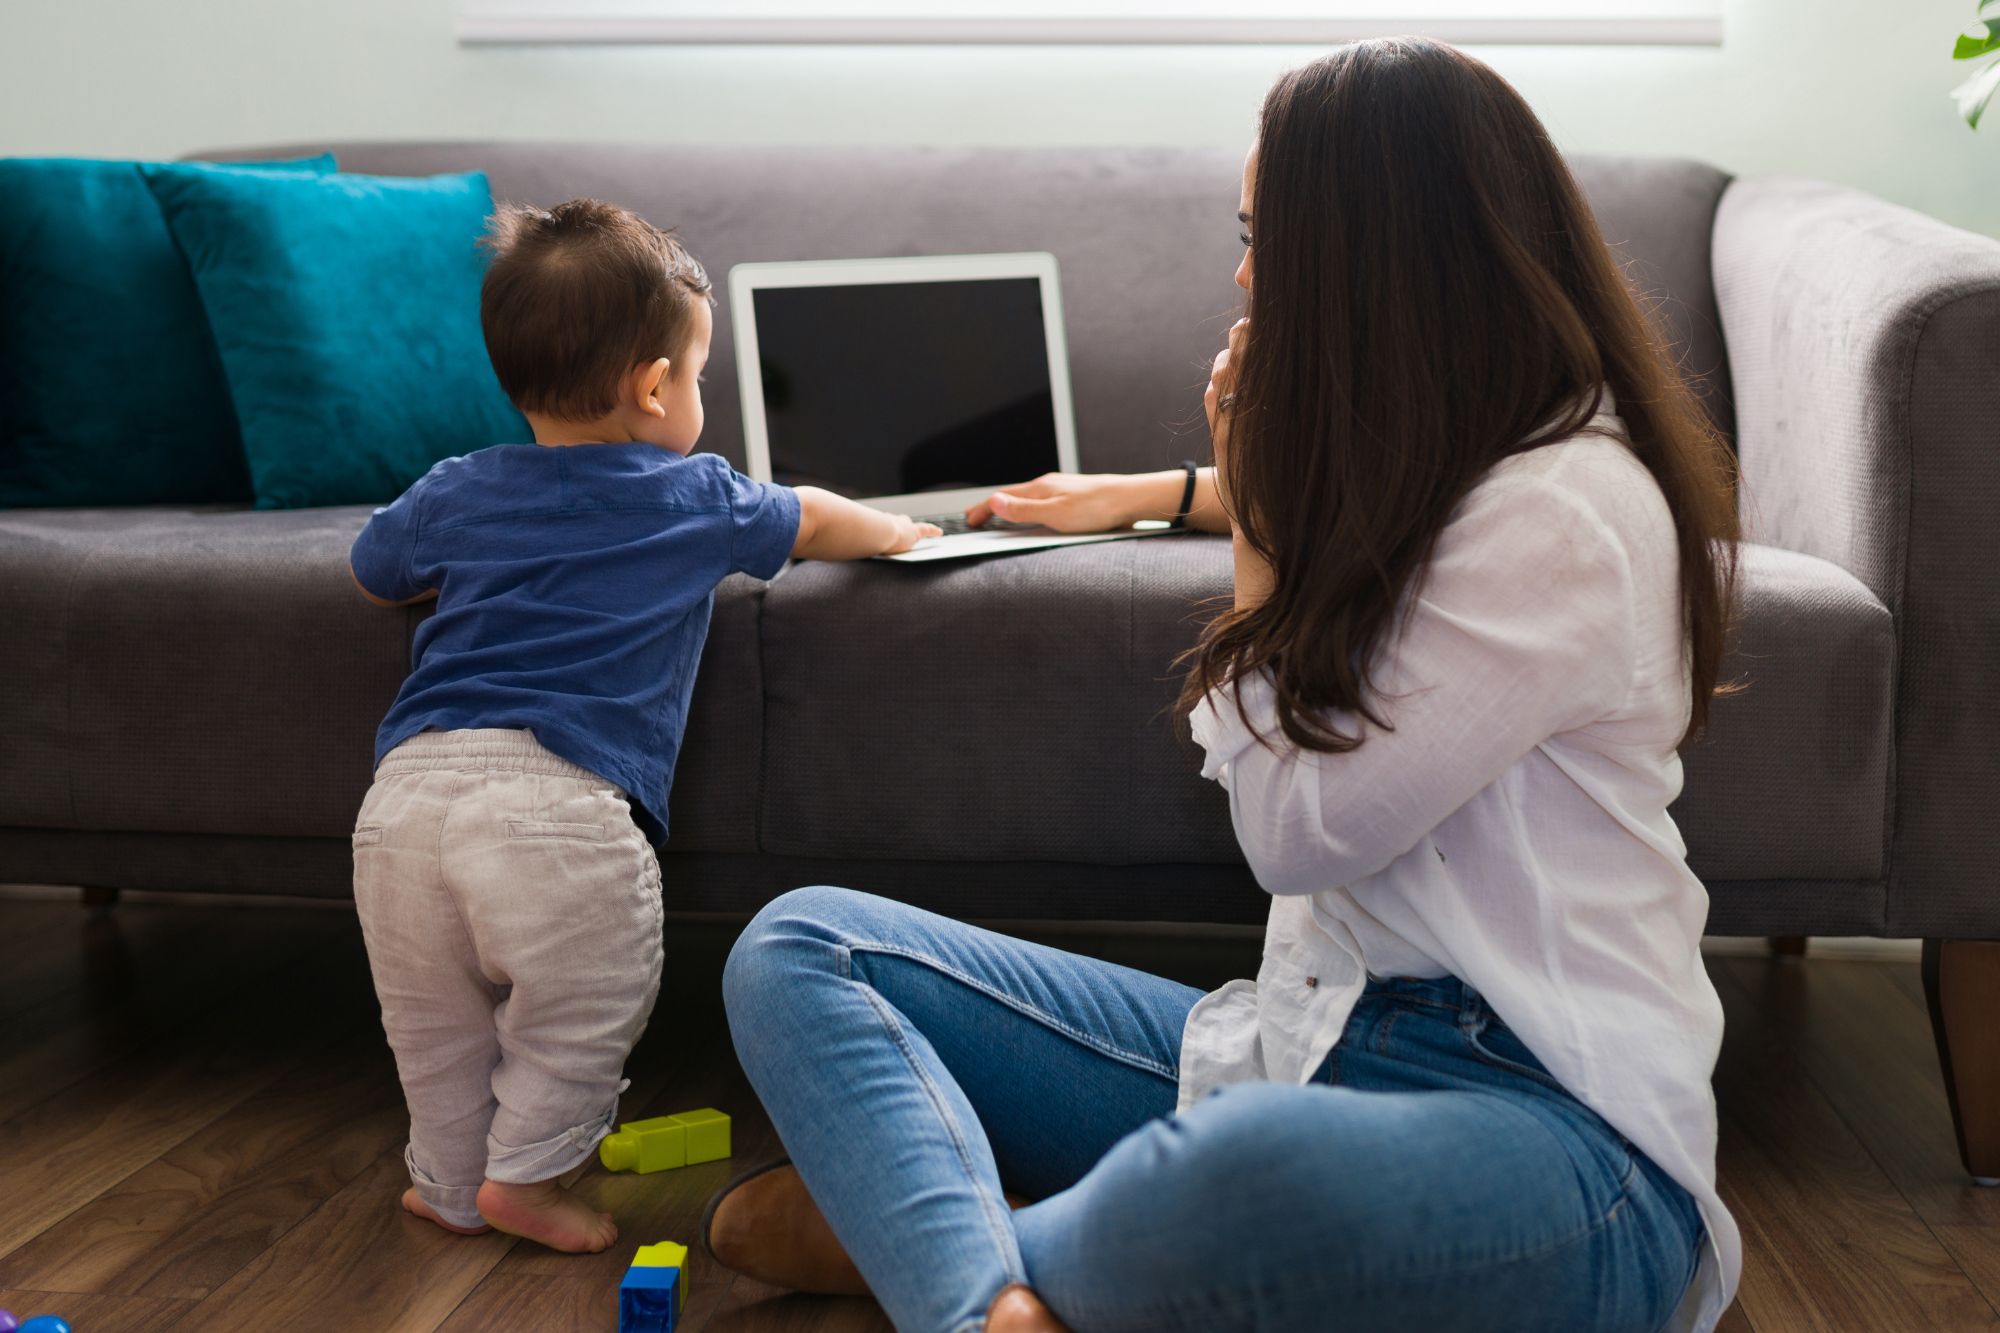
[{"xmin": 708, "ymin": 37, "xmax": 1740, "ymax": 1333}]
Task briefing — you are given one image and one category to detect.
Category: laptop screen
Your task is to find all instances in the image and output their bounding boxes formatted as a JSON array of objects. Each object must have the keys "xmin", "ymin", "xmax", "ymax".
[{"xmin": 748, "ymin": 276, "xmax": 1061, "ymax": 499}]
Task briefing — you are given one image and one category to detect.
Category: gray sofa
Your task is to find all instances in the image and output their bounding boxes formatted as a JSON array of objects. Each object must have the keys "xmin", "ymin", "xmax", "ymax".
[{"xmin": 2, "ymin": 143, "xmax": 1996, "ymax": 1177}]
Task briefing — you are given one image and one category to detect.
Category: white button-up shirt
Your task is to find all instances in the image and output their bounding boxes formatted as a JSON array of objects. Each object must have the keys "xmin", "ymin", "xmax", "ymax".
[{"xmin": 1181, "ymin": 397, "xmax": 1739, "ymax": 1333}]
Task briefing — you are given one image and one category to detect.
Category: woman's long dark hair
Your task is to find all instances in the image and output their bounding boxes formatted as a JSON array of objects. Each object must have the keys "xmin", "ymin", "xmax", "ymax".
[{"xmin": 1184, "ymin": 38, "xmax": 1738, "ymax": 752}]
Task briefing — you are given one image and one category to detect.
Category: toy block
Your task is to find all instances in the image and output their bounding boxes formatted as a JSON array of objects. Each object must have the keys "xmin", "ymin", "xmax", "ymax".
[
  {"xmin": 669, "ymin": 1107, "xmax": 731, "ymax": 1165},
  {"xmin": 619, "ymin": 1240, "xmax": 688, "ymax": 1332},
  {"xmin": 599, "ymin": 1108, "xmax": 732, "ymax": 1173},
  {"xmin": 600, "ymin": 1116, "xmax": 687, "ymax": 1173}
]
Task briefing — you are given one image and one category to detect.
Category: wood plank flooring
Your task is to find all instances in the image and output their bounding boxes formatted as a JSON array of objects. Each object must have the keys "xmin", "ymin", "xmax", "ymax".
[{"xmin": 1, "ymin": 896, "xmax": 1996, "ymax": 1331}]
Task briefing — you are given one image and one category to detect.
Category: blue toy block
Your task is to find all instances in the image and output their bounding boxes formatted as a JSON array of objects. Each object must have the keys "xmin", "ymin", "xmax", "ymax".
[
  {"xmin": 17, "ymin": 1317, "xmax": 70, "ymax": 1333},
  {"xmin": 619, "ymin": 1240, "xmax": 688, "ymax": 1332}
]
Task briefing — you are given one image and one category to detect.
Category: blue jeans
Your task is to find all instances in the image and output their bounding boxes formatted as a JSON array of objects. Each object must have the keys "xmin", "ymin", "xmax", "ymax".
[{"xmin": 724, "ymin": 887, "xmax": 1703, "ymax": 1333}]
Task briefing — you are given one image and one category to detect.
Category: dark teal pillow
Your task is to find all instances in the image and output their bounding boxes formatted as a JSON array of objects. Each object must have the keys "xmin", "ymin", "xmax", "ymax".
[
  {"xmin": 0, "ymin": 154, "xmax": 335, "ymax": 508},
  {"xmin": 143, "ymin": 165, "xmax": 529, "ymax": 510}
]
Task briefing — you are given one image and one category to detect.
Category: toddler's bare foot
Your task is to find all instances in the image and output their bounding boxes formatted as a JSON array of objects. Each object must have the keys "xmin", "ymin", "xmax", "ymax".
[
  {"xmin": 475, "ymin": 1177, "xmax": 618, "ymax": 1253},
  {"xmin": 401, "ymin": 1186, "xmax": 492, "ymax": 1236}
]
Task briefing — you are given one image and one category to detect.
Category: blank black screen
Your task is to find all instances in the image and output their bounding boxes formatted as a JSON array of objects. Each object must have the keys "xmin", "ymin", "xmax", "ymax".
[{"xmin": 751, "ymin": 276, "xmax": 1060, "ymax": 498}]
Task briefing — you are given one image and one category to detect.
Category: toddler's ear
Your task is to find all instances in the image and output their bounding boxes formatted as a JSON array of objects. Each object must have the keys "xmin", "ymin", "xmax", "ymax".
[{"xmin": 633, "ymin": 357, "xmax": 672, "ymax": 418}]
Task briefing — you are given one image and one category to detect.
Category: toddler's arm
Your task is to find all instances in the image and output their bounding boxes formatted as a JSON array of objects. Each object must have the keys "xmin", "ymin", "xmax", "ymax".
[
  {"xmin": 791, "ymin": 486, "xmax": 940, "ymax": 560},
  {"xmin": 349, "ymin": 479, "xmax": 438, "ymax": 606}
]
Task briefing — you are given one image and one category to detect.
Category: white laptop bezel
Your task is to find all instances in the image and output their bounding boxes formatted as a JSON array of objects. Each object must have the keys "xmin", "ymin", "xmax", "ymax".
[{"xmin": 729, "ymin": 252, "xmax": 1080, "ymax": 493}]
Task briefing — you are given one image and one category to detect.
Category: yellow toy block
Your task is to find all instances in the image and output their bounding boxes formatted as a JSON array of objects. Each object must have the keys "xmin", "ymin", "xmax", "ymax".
[
  {"xmin": 634, "ymin": 1241, "xmax": 687, "ymax": 1268},
  {"xmin": 599, "ymin": 1109, "xmax": 732, "ymax": 1173},
  {"xmin": 600, "ymin": 1116, "xmax": 686, "ymax": 1173},
  {"xmin": 669, "ymin": 1108, "xmax": 731, "ymax": 1165}
]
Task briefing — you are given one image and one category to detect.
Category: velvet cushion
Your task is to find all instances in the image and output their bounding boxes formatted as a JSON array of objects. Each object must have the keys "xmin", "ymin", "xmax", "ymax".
[
  {"xmin": 142, "ymin": 164, "xmax": 527, "ymax": 510},
  {"xmin": 0, "ymin": 154, "xmax": 334, "ymax": 508}
]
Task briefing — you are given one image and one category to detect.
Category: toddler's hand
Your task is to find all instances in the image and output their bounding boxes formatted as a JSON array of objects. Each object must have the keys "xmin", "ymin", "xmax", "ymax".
[{"xmin": 882, "ymin": 514, "xmax": 943, "ymax": 555}]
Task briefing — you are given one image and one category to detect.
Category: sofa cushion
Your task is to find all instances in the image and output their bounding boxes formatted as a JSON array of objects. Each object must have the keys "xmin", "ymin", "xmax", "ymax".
[
  {"xmin": 0, "ymin": 507, "xmax": 767, "ymax": 852},
  {"xmin": 142, "ymin": 165, "xmax": 528, "ymax": 509},
  {"xmin": 760, "ymin": 537, "xmax": 1891, "ymax": 886},
  {"xmin": 762, "ymin": 535, "xmax": 1237, "ymax": 867},
  {"xmin": 0, "ymin": 153, "xmax": 333, "ymax": 509},
  {"xmin": 0, "ymin": 505, "xmax": 399, "ymax": 835},
  {"xmin": 1678, "ymin": 543, "xmax": 1894, "ymax": 883}
]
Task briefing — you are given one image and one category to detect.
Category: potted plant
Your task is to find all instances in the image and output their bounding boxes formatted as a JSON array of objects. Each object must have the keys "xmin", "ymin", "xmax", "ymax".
[{"xmin": 1955, "ymin": 1, "xmax": 2000, "ymax": 125}]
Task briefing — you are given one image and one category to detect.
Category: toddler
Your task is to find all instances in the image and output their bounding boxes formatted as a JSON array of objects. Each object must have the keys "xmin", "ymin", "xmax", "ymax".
[{"xmin": 348, "ymin": 198, "xmax": 937, "ymax": 1253}]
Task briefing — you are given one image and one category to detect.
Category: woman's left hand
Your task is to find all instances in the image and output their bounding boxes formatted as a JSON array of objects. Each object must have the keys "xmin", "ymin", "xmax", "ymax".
[
  {"xmin": 1206, "ymin": 318, "xmax": 1274, "ymax": 611},
  {"xmin": 1204, "ymin": 318, "xmax": 1249, "ymax": 491}
]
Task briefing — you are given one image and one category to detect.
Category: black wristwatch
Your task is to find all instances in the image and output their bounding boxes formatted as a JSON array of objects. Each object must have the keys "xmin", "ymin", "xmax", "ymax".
[{"xmin": 1171, "ymin": 459, "xmax": 1199, "ymax": 529}]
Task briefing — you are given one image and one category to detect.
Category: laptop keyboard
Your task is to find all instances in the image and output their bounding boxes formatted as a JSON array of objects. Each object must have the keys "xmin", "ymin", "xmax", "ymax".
[{"xmin": 919, "ymin": 513, "xmax": 1034, "ymax": 536}]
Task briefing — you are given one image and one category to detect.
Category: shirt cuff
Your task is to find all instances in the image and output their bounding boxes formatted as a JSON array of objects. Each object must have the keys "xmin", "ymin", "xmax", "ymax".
[{"xmin": 1188, "ymin": 672, "xmax": 1275, "ymax": 783}]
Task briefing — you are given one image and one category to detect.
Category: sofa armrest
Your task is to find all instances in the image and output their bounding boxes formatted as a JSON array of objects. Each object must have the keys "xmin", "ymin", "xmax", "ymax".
[{"xmin": 1714, "ymin": 176, "xmax": 2000, "ymax": 935}]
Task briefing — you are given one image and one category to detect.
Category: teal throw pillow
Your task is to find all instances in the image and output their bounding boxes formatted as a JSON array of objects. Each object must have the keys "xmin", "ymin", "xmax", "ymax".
[
  {"xmin": 143, "ymin": 164, "xmax": 529, "ymax": 510},
  {"xmin": 0, "ymin": 154, "xmax": 335, "ymax": 508}
]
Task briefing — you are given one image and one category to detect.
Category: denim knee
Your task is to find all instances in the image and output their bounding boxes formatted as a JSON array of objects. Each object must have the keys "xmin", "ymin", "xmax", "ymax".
[
  {"xmin": 724, "ymin": 885, "xmax": 860, "ymax": 1016},
  {"xmin": 1141, "ymin": 1084, "xmax": 1324, "ymax": 1193}
]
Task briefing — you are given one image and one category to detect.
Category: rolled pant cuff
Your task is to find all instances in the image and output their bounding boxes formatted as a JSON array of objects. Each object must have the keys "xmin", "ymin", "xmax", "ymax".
[
  {"xmin": 485, "ymin": 1098, "xmax": 621, "ymax": 1184},
  {"xmin": 406, "ymin": 1145, "xmax": 486, "ymax": 1230}
]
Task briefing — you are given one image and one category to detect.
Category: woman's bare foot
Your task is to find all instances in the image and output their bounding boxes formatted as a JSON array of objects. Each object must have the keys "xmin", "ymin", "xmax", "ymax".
[
  {"xmin": 401, "ymin": 1186, "xmax": 492, "ymax": 1236},
  {"xmin": 986, "ymin": 1284, "xmax": 1070, "ymax": 1333},
  {"xmin": 474, "ymin": 1177, "xmax": 618, "ymax": 1253}
]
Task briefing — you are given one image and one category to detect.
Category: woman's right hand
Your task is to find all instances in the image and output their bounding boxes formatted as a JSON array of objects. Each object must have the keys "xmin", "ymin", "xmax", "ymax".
[{"xmin": 964, "ymin": 472, "xmax": 1150, "ymax": 533}]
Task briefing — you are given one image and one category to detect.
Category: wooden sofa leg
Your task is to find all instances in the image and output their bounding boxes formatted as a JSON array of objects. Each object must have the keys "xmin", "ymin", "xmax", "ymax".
[
  {"xmin": 1923, "ymin": 939, "xmax": 2000, "ymax": 1185},
  {"xmin": 1768, "ymin": 936, "xmax": 1808, "ymax": 957},
  {"xmin": 80, "ymin": 885, "xmax": 120, "ymax": 911}
]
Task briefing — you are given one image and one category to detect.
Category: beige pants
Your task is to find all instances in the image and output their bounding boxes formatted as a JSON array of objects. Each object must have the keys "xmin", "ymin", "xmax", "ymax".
[{"xmin": 352, "ymin": 729, "xmax": 664, "ymax": 1229}]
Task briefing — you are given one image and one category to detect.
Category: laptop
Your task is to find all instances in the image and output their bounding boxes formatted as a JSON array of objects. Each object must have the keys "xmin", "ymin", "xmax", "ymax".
[{"xmin": 729, "ymin": 251, "xmax": 1188, "ymax": 563}]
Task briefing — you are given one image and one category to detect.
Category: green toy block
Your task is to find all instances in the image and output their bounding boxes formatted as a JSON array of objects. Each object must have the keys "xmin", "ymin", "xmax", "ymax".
[
  {"xmin": 669, "ymin": 1108, "xmax": 731, "ymax": 1165},
  {"xmin": 600, "ymin": 1117, "xmax": 686, "ymax": 1173},
  {"xmin": 619, "ymin": 1241, "xmax": 687, "ymax": 1332}
]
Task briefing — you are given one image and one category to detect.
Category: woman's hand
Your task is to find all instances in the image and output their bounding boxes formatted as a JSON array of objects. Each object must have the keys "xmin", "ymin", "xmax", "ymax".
[
  {"xmin": 1206, "ymin": 318, "xmax": 1274, "ymax": 611},
  {"xmin": 964, "ymin": 472, "xmax": 1153, "ymax": 533},
  {"xmin": 1204, "ymin": 318, "xmax": 1249, "ymax": 497},
  {"xmin": 968, "ymin": 468, "xmax": 1233, "ymax": 536}
]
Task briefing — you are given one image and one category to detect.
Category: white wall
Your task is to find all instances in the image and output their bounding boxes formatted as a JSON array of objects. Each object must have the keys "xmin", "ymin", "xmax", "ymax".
[{"xmin": 2, "ymin": 0, "xmax": 1993, "ymax": 235}]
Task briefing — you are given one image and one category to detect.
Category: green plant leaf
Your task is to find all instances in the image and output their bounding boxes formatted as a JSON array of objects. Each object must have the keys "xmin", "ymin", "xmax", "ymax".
[
  {"xmin": 1956, "ymin": 21, "xmax": 2000, "ymax": 59},
  {"xmin": 1953, "ymin": 58, "xmax": 2000, "ymax": 127}
]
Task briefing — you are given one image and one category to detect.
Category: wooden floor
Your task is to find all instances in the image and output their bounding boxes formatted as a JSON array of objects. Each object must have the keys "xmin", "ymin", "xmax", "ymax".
[{"xmin": 2, "ymin": 898, "xmax": 1998, "ymax": 1332}]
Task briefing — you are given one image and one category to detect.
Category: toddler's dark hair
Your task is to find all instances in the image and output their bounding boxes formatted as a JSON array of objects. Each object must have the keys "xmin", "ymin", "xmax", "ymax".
[{"xmin": 480, "ymin": 198, "xmax": 712, "ymax": 421}]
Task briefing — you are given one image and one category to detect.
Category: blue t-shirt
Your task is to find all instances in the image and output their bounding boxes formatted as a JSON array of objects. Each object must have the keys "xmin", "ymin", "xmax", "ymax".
[{"xmin": 350, "ymin": 443, "xmax": 802, "ymax": 844}]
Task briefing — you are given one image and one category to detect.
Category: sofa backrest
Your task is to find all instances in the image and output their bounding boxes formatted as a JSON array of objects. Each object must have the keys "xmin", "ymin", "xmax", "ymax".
[{"xmin": 208, "ymin": 143, "xmax": 1734, "ymax": 469}]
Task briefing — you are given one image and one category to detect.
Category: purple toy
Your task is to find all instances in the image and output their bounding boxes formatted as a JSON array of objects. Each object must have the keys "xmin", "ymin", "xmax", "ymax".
[{"xmin": 0, "ymin": 1308, "xmax": 17, "ymax": 1332}]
